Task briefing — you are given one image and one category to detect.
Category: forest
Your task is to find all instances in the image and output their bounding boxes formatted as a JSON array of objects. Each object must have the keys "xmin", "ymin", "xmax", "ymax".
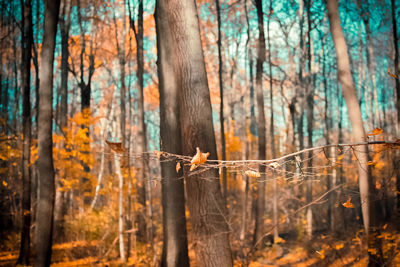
[{"xmin": 0, "ymin": 0, "xmax": 400, "ymax": 266}]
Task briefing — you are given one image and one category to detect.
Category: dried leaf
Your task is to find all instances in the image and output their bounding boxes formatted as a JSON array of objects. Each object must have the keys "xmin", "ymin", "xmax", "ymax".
[
  {"xmin": 269, "ymin": 162, "xmax": 280, "ymax": 169},
  {"xmin": 367, "ymin": 128, "xmax": 383, "ymax": 137},
  {"xmin": 154, "ymin": 150, "xmax": 163, "ymax": 159},
  {"xmin": 387, "ymin": 68, "xmax": 398, "ymax": 79},
  {"xmin": 245, "ymin": 170, "xmax": 261, "ymax": 178},
  {"xmin": 189, "ymin": 164, "xmax": 197, "ymax": 172},
  {"xmin": 105, "ymin": 140, "xmax": 125, "ymax": 153},
  {"xmin": 176, "ymin": 162, "xmax": 181, "ymax": 173},
  {"xmin": 342, "ymin": 197, "xmax": 354, "ymax": 208},
  {"xmin": 190, "ymin": 147, "xmax": 210, "ymax": 165}
]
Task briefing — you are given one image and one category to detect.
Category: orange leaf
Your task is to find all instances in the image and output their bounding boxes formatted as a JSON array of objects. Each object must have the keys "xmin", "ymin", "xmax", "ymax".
[
  {"xmin": 387, "ymin": 68, "xmax": 398, "ymax": 79},
  {"xmin": 367, "ymin": 128, "xmax": 383, "ymax": 137},
  {"xmin": 105, "ymin": 140, "xmax": 126, "ymax": 153},
  {"xmin": 335, "ymin": 243, "xmax": 344, "ymax": 250},
  {"xmin": 342, "ymin": 197, "xmax": 354, "ymax": 208},
  {"xmin": 189, "ymin": 164, "xmax": 197, "ymax": 171},
  {"xmin": 190, "ymin": 147, "xmax": 209, "ymax": 166},
  {"xmin": 154, "ymin": 150, "xmax": 163, "ymax": 159},
  {"xmin": 176, "ymin": 162, "xmax": 181, "ymax": 173}
]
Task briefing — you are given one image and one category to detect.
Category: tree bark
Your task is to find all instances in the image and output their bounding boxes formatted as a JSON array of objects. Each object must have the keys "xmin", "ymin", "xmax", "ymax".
[
  {"xmin": 17, "ymin": 0, "xmax": 33, "ymax": 264},
  {"xmin": 253, "ymin": 0, "xmax": 267, "ymax": 247},
  {"xmin": 266, "ymin": 0, "xmax": 278, "ymax": 242},
  {"xmin": 327, "ymin": 0, "xmax": 380, "ymax": 265},
  {"xmin": 155, "ymin": 3, "xmax": 190, "ymax": 266},
  {"xmin": 390, "ymin": 0, "xmax": 400, "ymax": 217},
  {"xmin": 159, "ymin": 0, "xmax": 233, "ymax": 265},
  {"xmin": 215, "ymin": 0, "xmax": 227, "ymax": 202},
  {"xmin": 113, "ymin": 4, "xmax": 127, "ymax": 260},
  {"xmin": 305, "ymin": 0, "xmax": 314, "ymax": 239},
  {"xmin": 35, "ymin": 0, "xmax": 60, "ymax": 266},
  {"xmin": 130, "ymin": 0, "xmax": 151, "ymax": 244},
  {"xmin": 54, "ymin": 0, "xmax": 71, "ymax": 243}
]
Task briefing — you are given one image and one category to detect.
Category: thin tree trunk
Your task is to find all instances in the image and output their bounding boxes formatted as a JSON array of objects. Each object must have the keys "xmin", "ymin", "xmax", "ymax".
[
  {"xmin": 132, "ymin": 0, "xmax": 151, "ymax": 244},
  {"xmin": 266, "ymin": 0, "xmax": 278, "ymax": 242},
  {"xmin": 327, "ymin": 1, "xmax": 380, "ymax": 265},
  {"xmin": 215, "ymin": 0, "xmax": 227, "ymax": 202},
  {"xmin": 253, "ymin": 0, "xmax": 267, "ymax": 247},
  {"xmin": 114, "ymin": 4, "xmax": 127, "ymax": 261},
  {"xmin": 54, "ymin": 0, "xmax": 71, "ymax": 243},
  {"xmin": 35, "ymin": 0, "xmax": 60, "ymax": 266},
  {"xmin": 390, "ymin": 0, "xmax": 400, "ymax": 217},
  {"xmin": 17, "ymin": 0, "xmax": 33, "ymax": 264},
  {"xmin": 305, "ymin": 0, "xmax": 314, "ymax": 239},
  {"xmin": 114, "ymin": 153, "xmax": 126, "ymax": 262},
  {"xmin": 241, "ymin": 0, "xmax": 252, "ymax": 242}
]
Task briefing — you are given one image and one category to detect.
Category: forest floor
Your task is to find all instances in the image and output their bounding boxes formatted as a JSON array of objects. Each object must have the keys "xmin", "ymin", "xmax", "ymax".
[{"xmin": 1, "ymin": 230, "xmax": 400, "ymax": 266}]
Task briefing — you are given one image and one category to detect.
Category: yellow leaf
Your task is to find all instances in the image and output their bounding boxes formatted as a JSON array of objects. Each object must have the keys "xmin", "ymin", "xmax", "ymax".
[
  {"xmin": 343, "ymin": 197, "xmax": 354, "ymax": 208},
  {"xmin": 2, "ymin": 181, "xmax": 7, "ymax": 187},
  {"xmin": 245, "ymin": 170, "xmax": 261, "ymax": 178},
  {"xmin": 176, "ymin": 162, "xmax": 181, "ymax": 173},
  {"xmin": 275, "ymin": 237, "xmax": 285, "ymax": 244},
  {"xmin": 367, "ymin": 161, "xmax": 374, "ymax": 166},
  {"xmin": 335, "ymin": 243, "xmax": 344, "ymax": 250},
  {"xmin": 367, "ymin": 128, "xmax": 383, "ymax": 137}
]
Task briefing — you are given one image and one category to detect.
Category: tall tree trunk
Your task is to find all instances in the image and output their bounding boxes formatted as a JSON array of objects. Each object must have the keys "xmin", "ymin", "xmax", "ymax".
[
  {"xmin": 327, "ymin": 0, "xmax": 380, "ymax": 265},
  {"xmin": 35, "ymin": 0, "xmax": 60, "ymax": 266},
  {"xmin": 215, "ymin": 0, "xmax": 227, "ymax": 202},
  {"xmin": 131, "ymin": 0, "xmax": 151, "ymax": 244},
  {"xmin": 241, "ymin": 0, "xmax": 253, "ymax": 241},
  {"xmin": 17, "ymin": 0, "xmax": 33, "ymax": 264},
  {"xmin": 266, "ymin": 0, "xmax": 278, "ymax": 242},
  {"xmin": 54, "ymin": 0, "xmax": 71, "ymax": 243},
  {"xmin": 160, "ymin": 0, "xmax": 233, "ymax": 265},
  {"xmin": 155, "ymin": 3, "xmax": 190, "ymax": 266},
  {"xmin": 390, "ymin": 0, "xmax": 400, "ymax": 217},
  {"xmin": 305, "ymin": 0, "xmax": 314, "ymax": 239},
  {"xmin": 114, "ymin": 4, "xmax": 127, "ymax": 261},
  {"xmin": 253, "ymin": 0, "xmax": 267, "ymax": 247}
]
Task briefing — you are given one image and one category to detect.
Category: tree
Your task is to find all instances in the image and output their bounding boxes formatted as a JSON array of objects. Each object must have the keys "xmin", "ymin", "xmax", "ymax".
[
  {"xmin": 326, "ymin": 0, "xmax": 380, "ymax": 265},
  {"xmin": 54, "ymin": 0, "xmax": 72, "ymax": 242},
  {"xmin": 35, "ymin": 0, "xmax": 61, "ymax": 266},
  {"xmin": 253, "ymin": 0, "xmax": 267, "ymax": 247},
  {"xmin": 391, "ymin": 0, "xmax": 400, "ymax": 217},
  {"xmin": 157, "ymin": 0, "xmax": 233, "ymax": 264},
  {"xmin": 305, "ymin": 0, "xmax": 314, "ymax": 239},
  {"xmin": 129, "ymin": 0, "xmax": 150, "ymax": 243},
  {"xmin": 215, "ymin": 0, "xmax": 227, "ymax": 201},
  {"xmin": 155, "ymin": 2, "xmax": 190, "ymax": 265},
  {"xmin": 17, "ymin": 0, "xmax": 33, "ymax": 264}
]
